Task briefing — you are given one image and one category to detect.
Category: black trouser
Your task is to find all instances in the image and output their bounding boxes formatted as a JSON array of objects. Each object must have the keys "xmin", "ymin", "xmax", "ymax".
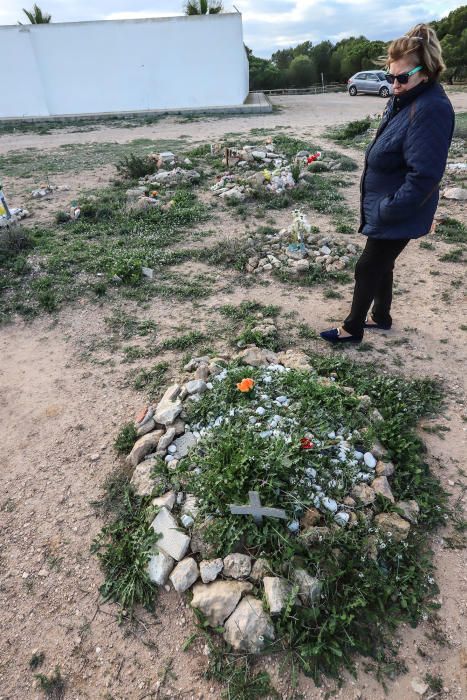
[{"xmin": 342, "ymin": 237, "xmax": 410, "ymax": 337}]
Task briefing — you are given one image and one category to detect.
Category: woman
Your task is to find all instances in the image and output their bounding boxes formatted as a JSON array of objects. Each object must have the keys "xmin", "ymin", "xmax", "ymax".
[{"xmin": 320, "ymin": 23, "xmax": 455, "ymax": 344}]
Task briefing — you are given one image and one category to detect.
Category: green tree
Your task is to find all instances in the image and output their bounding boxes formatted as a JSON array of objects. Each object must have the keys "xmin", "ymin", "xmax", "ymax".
[
  {"xmin": 20, "ymin": 4, "xmax": 51, "ymax": 23},
  {"xmin": 288, "ymin": 55, "xmax": 318, "ymax": 87},
  {"xmin": 441, "ymin": 29, "xmax": 467, "ymax": 83},
  {"xmin": 184, "ymin": 0, "xmax": 223, "ymax": 14}
]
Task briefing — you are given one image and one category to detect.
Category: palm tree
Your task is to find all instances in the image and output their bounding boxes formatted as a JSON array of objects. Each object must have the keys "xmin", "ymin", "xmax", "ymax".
[
  {"xmin": 20, "ymin": 4, "xmax": 52, "ymax": 24},
  {"xmin": 184, "ymin": 1, "xmax": 223, "ymax": 15}
]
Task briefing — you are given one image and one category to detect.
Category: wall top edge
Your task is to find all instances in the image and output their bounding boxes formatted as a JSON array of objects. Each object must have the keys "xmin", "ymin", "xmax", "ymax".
[{"xmin": 0, "ymin": 12, "xmax": 241, "ymax": 32}]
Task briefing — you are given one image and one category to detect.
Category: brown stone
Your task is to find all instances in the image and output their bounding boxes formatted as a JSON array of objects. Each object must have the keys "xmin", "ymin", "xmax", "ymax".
[
  {"xmin": 371, "ymin": 476, "xmax": 395, "ymax": 502},
  {"xmin": 135, "ymin": 405, "xmax": 149, "ymax": 424},
  {"xmin": 374, "ymin": 512, "xmax": 410, "ymax": 542},
  {"xmin": 300, "ymin": 507, "xmax": 321, "ymax": 529},
  {"xmin": 351, "ymin": 483, "xmax": 376, "ymax": 506},
  {"xmin": 375, "ymin": 460, "xmax": 395, "ymax": 477}
]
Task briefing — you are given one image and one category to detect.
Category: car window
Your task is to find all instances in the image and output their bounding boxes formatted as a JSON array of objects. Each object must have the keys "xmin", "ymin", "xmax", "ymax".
[
  {"xmin": 366, "ymin": 73, "xmax": 378, "ymax": 81},
  {"xmin": 356, "ymin": 73, "xmax": 366, "ymax": 80},
  {"xmin": 377, "ymin": 73, "xmax": 386, "ymax": 81}
]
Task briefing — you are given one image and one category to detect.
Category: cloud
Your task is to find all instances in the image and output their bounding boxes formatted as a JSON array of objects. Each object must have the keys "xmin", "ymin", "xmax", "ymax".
[{"xmin": 0, "ymin": 0, "xmax": 461, "ymax": 56}]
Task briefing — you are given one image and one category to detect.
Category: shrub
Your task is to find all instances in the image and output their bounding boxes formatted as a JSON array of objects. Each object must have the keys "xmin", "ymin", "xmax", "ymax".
[
  {"xmin": 116, "ymin": 153, "xmax": 157, "ymax": 180},
  {"xmin": 114, "ymin": 422, "xmax": 137, "ymax": 454},
  {"xmin": 0, "ymin": 226, "xmax": 33, "ymax": 264}
]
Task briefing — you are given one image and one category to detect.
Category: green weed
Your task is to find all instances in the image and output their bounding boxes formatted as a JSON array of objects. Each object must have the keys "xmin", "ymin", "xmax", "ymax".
[{"xmin": 114, "ymin": 423, "xmax": 137, "ymax": 454}]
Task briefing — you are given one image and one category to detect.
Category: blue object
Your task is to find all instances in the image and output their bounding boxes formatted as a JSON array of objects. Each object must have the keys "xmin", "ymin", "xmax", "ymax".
[
  {"xmin": 319, "ymin": 328, "xmax": 362, "ymax": 344},
  {"xmin": 358, "ymin": 80, "xmax": 455, "ymax": 240}
]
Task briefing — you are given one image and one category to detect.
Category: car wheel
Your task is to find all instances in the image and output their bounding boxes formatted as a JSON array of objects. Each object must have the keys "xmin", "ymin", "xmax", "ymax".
[
  {"xmin": 379, "ymin": 87, "xmax": 390, "ymax": 98},
  {"xmin": 349, "ymin": 86, "xmax": 357, "ymax": 96}
]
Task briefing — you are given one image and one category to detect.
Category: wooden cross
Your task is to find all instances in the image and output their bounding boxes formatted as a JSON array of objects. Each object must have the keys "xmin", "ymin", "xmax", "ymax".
[{"xmin": 229, "ymin": 491, "xmax": 287, "ymax": 526}]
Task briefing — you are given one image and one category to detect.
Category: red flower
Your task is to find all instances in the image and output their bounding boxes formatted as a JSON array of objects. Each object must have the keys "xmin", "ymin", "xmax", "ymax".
[{"xmin": 300, "ymin": 437, "xmax": 314, "ymax": 450}]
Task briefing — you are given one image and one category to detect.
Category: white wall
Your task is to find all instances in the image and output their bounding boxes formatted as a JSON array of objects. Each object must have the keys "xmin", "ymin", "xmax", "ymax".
[{"xmin": 1, "ymin": 13, "xmax": 249, "ymax": 118}]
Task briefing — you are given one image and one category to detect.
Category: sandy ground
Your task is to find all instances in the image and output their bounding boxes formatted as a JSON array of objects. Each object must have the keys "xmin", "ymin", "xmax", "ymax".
[{"xmin": 0, "ymin": 92, "xmax": 466, "ymax": 699}]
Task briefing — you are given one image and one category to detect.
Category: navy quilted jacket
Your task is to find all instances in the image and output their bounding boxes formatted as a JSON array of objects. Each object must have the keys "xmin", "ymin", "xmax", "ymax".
[{"xmin": 358, "ymin": 80, "xmax": 455, "ymax": 239}]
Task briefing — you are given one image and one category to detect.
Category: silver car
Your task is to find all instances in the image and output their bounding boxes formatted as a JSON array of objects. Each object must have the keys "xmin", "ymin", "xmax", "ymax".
[{"xmin": 348, "ymin": 70, "xmax": 393, "ymax": 98}]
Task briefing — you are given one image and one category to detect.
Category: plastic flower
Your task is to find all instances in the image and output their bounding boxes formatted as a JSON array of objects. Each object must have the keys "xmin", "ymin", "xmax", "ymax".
[
  {"xmin": 300, "ymin": 437, "xmax": 314, "ymax": 450},
  {"xmin": 236, "ymin": 378, "xmax": 255, "ymax": 393}
]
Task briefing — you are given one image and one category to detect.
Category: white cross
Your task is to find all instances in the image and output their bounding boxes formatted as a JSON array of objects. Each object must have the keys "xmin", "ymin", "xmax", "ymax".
[{"xmin": 229, "ymin": 491, "xmax": 287, "ymax": 525}]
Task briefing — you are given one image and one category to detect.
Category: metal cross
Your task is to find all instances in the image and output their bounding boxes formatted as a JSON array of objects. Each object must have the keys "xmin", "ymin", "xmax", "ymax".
[{"xmin": 229, "ymin": 491, "xmax": 287, "ymax": 526}]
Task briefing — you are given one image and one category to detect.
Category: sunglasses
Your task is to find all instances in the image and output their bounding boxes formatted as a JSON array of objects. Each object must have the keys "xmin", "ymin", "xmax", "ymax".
[{"xmin": 385, "ymin": 65, "xmax": 423, "ymax": 84}]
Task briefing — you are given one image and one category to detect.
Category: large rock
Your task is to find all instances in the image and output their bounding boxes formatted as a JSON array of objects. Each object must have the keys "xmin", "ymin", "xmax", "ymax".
[
  {"xmin": 292, "ymin": 569, "xmax": 322, "ymax": 605},
  {"xmin": 223, "ymin": 596, "xmax": 275, "ymax": 652},
  {"xmin": 154, "ymin": 385, "xmax": 183, "ymax": 425},
  {"xmin": 127, "ymin": 430, "xmax": 164, "ymax": 467},
  {"xmin": 150, "ymin": 507, "xmax": 191, "ymax": 561},
  {"xmin": 223, "ymin": 553, "xmax": 252, "ymax": 579},
  {"xmin": 185, "ymin": 380, "xmax": 208, "ymax": 395},
  {"xmin": 191, "ymin": 580, "xmax": 253, "ymax": 627},
  {"xmin": 374, "ymin": 512, "xmax": 410, "ymax": 542},
  {"xmin": 147, "ymin": 548, "xmax": 175, "ymax": 586},
  {"xmin": 371, "ymin": 476, "xmax": 395, "ymax": 502},
  {"xmin": 173, "ymin": 432, "xmax": 197, "ymax": 459},
  {"xmin": 130, "ymin": 460, "xmax": 158, "ymax": 497},
  {"xmin": 235, "ymin": 346, "xmax": 278, "ymax": 367},
  {"xmin": 396, "ymin": 499, "xmax": 420, "ymax": 525},
  {"xmin": 200, "ymin": 558, "xmax": 224, "ymax": 584},
  {"xmin": 276, "ymin": 349, "xmax": 312, "ymax": 371},
  {"xmin": 300, "ymin": 507, "xmax": 322, "ymax": 529},
  {"xmin": 351, "ymin": 483, "xmax": 377, "ymax": 505},
  {"xmin": 157, "ymin": 427, "xmax": 177, "ymax": 453},
  {"xmin": 152, "ymin": 491, "xmax": 176, "ymax": 511},
  {"xmin": 442, "ymin": 187, "xmax": 467, "ymax": 200},
  {"xmin": 263, "ymin": 577, "xmax": 297, "ymax": 615},
  {"xmin": 250, "ymin": 558, "xmax": 272, "ymax": 582},
  {"xmin": 375, "ymin": 460, "xmax": 395, "ymax": 477},
  {"xmin": 169, "ymin": 557, "xmax": 199, "ymax": 592},
  {"xmin": 155, "ymin": 400, "xmax": 183, "ymax": 426},
  {"xmin": 136, "ymin": 418, "xmax": 156, "ymax": 437},
  {"xmin": 182, "ymin": 494, "xmax": 199, "ymax": 519}
]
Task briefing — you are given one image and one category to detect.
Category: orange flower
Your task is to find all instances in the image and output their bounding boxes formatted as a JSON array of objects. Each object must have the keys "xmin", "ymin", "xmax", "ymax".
[{"xmin": 236, "ymin": 377, "xmax": 255, "ymax": 392}]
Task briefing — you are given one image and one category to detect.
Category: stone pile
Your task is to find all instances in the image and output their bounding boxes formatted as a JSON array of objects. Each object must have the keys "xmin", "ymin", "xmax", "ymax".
[
  {"xmin": 0, "ymin": 207, "xmax": 30, "ymax": 229},
  {"xmin": 120, "ymin": 346, "xmax": 416, "ymax": 653},
  {"xmin": 141, "ymin": 167, "xmax": 200, "ymax": 188},
  {"xmin": 244, "ymin": 225, "xmax": 358, "ymax": 276},
  {"xmin": 31, "ymin": 184, "xmax": 70, "ymax": 199}
]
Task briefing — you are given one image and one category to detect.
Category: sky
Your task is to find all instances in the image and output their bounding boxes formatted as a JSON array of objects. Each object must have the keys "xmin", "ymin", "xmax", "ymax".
[{"xmin": 0, "ymin": 1, "xmax": 463, "ymax": 57}]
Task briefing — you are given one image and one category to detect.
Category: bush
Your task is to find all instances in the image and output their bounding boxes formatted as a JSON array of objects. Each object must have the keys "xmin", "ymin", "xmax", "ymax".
[
  {"xmin": 0, "ymin": 226, "xmax": 33, "ymax": 264},
  {"xmin": 332, "ymin": 117, "xmax": 372, "ymax": 141},
  {"xmin": 116, "ymin": 153, "xmax": 157, "ymax": 180},
  {"xmin": 114, "ymin": 422, "xmax": 137, "ymax": 454}
]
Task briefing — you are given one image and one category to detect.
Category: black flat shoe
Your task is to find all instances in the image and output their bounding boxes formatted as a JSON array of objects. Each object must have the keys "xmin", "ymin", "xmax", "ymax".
[
  {"xmin": 320, "ymin": 328, "xmax": 363, "ymax": 344},
  {"xmin": 364, "ymin": 316, "xmax": 391, "ymax": 330}
]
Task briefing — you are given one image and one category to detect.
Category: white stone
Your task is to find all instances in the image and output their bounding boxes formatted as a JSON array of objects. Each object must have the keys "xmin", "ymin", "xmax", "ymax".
[
  {"xmin": 263, "ymin": 577, "xmax": 296, "ymax": 614},
  {"xmin": 127, "ymin": 430, "xmax": 164, "ymax": 467},
  {"xmin": 173, "ymin": 432, "xmax": 197, "ymax": 458},
  {"xmin": 334, "ymin": 512, "xmax": 350, "ymax": 527},
  {"xmin": 152, "ymin": 491, "xmax": 176, "ymax": 511},
  {"xmin": 181, "ymin": 514, "xmax": 194, "ymax": 528},
  {"xmin": 321, "ymin": 497, "xmax": 338, "ymax": 513},
  {"xmin": 169, "ymin": 557, "xmax": 199, "ymax": 592},
  {"xmin": 223, "ymin": 596, "xmax": 275, "ymax": 652},
  {"xmin": 185, "ymin": 380, "xmax": 208, "ymax": 395},
  {"xmin": 182, "ymin": 494, "xmax": 199, "ymax": 519},
  {"xmin": 157, "ymin": 427, "xmax": 176, "ymax": 452},
  {"xmin": 363, "ymin": 452, "xmax": 377, "ymax": 469},
  {"xmin": 292, "ymin": 569, "xmax": 322, "ymax": 605},
  {"xmin": 411, "ymin": 678, "xmax": 429, "ymax": 695},
  {"xmin": 150, "ymin": 507, "xmax": 191, "ymax": 561},
  {"xmin": 155, "ymin": 400, "xmax": 183, "ymax": 426},
  {"xmin": 223, "ymin": 553, "xmax": 251, "ymax": 579},
  {"xmin": 147, "ymin": 548, "xmax": 175, "ymax": 586},
  {"xmin": 191, "ymin": 580, "xmax": 253, "ymax": 626},
  {"xmin": 200, "ymin": 558, "xmax": 224, "ymax": 584}
]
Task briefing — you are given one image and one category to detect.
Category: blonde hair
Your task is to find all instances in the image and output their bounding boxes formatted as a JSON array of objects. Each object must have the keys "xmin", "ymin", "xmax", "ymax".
[{"xmin": 378, "ymin": 23, "xmax": 446, "ymax": 81}]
